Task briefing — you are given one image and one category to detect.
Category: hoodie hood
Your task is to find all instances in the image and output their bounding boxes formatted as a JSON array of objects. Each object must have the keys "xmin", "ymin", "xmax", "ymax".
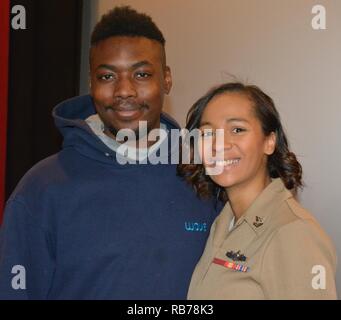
[{"xmin": 53, "ymin": 95, "xmax": 180, "ymax": 165}]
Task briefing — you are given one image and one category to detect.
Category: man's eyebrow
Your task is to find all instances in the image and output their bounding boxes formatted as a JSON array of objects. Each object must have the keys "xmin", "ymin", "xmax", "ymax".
[
  {"xmin": 95, "ymin": 61, "xmax": 153, "ymax": 72},
  {"xmin": 131, "ymin": 60, "xmax": 153, "ymax": 69},
  {"xmin": 95, "ymin": 64, "xmax": 117, "ymax": 71}
]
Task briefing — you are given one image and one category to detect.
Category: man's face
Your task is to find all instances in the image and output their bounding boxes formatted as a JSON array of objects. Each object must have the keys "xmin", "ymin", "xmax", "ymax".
[{"xmin": 90, "ymin": 36, "xmax": 172, "ymax": 139}]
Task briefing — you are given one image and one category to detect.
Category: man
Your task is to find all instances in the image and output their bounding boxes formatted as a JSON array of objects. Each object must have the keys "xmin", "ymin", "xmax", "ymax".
[{"xmin": 0, "ymin": 6, "xmax": 218, "ymax": 299}]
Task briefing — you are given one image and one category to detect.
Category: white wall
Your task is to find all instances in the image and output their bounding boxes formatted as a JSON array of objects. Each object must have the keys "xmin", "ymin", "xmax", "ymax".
[
  {"xmin": 79, "ymin": 0, "xmax": 98, "ymax": 94},
  {"xmin": 81, "ymin": 0, "xmax": 341, "ymax": 296}
]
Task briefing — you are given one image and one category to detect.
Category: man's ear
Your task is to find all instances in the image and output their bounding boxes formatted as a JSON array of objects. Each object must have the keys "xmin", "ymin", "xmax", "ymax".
[
  {"xmin": 89, "ymin": 49, "xmax": 94, "ymax": 95},
  {"xmin": 264, "ymin": 132, "xmax": 276, "ymax": 155},
  {"xmin": 164, "ymin": 66, "xmax": 172, "ymax": 94},
  {"xmin": 89, "ymin": 73, "xmax": 92, "ymax": 93}
]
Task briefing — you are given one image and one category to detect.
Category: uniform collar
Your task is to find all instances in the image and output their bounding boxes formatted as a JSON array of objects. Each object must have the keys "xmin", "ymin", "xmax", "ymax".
[{"xmin": 214, "ymin": 178, "xmax": 293, "ymax": 245}]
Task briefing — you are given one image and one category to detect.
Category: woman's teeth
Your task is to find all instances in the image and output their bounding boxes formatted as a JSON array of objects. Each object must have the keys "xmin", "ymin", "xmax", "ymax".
[{"xmin": 214, "ymin": 159, "xmax": 240, "ymax": 166}]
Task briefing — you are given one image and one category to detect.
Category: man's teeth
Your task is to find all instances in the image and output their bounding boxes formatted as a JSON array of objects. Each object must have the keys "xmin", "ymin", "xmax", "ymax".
[{"xmin": 215, "ymin": 159, "xmax": 240, "ymax": 166}]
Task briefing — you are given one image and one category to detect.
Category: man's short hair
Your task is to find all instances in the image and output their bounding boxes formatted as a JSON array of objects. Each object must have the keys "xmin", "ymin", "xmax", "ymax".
[{"xmin": 91, "ymin": 6, "xmax": 165, "ymax": 46}]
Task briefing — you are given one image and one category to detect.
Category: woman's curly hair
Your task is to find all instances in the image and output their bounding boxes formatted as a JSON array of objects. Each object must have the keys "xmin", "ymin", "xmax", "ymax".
[{"xmin": 177, "ymin": 82, "xmax": 303, "ymax": 203}]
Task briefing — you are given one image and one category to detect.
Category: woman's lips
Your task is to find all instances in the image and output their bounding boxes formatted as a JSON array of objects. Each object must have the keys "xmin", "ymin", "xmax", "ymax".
[
  {"xmin": 205, "ymin": 158, "xmax": 241, "ymax": 175},
  {"xmin": 206, "ymin": 158, "xmax": 241, "ymax": 167}
]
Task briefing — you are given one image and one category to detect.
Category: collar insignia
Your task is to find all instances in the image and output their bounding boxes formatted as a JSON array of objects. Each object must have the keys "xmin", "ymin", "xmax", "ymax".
[{"xmin": 253, "ymin": 216, "xmax": 264, "ymax": 228}]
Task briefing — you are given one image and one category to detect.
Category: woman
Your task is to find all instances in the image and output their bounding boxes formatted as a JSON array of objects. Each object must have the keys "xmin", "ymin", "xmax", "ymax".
[{"xmin": 178, "ymin": 82, "xmax": 337, "ymax": 299}]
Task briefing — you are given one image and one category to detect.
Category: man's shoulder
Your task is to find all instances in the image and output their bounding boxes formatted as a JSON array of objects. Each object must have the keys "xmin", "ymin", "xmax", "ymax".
[
  {"xmin": 24, "ymin": 152, "xmax": 64, "ymax": 178},
  {"xmin": 9, "ymin": 152, "xmax": 66, "ymax": 197}
]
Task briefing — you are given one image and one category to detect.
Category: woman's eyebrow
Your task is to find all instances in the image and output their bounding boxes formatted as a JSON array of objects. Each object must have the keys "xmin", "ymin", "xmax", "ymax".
[
  {"xmin": 199, "ymin": 118, "xmax": 250, "ymax": 127},
  {"xmin": 225, "ymin": 117, "xmax": 250, "ymax": 123},
  {"xmin": 199, "ymin": 121, "xmax": 212, "ymax": 127}
]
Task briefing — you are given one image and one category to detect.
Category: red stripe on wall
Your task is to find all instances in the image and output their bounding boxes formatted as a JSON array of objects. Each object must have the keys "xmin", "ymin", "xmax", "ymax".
[{"xmin": 0, "ymin": 0, "xmax": 10, "ymax": 223}]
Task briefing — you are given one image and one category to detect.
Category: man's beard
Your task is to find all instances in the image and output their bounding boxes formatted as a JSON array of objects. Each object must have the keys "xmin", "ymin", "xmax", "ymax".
[
  {"xmin": 102, "ymin": 100, "xmax": 153, "ymax": 141},
  {"xmin": 105, "ymin": 124, "xmax": 150, "ymax": 141}
]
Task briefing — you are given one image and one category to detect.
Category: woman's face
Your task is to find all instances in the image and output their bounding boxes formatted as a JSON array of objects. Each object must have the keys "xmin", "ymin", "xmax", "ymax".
[{"xmin": 198, "ymin": 92, "xmax": 276, "ymax": 192}]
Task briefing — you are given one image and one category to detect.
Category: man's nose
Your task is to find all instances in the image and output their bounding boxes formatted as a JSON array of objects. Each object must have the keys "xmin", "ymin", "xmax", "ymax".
[{"xmin": 114, "ymin": 77, "xmax": 137, "ymax": 99}]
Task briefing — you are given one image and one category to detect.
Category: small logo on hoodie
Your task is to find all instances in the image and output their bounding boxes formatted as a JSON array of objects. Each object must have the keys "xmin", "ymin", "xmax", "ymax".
[{"xmin": 185, "ymin": 222, "xmax": 207, "ymax": 232}]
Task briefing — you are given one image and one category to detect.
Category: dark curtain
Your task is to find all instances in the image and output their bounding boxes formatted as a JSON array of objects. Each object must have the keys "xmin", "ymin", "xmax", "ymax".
[
  {"xmin": 0, "ymin": 0, "xmax": 10, "ymax": 220},
  {"xmin": 6, "ymin": 0, "xmax": 83, "ymax": 200}
]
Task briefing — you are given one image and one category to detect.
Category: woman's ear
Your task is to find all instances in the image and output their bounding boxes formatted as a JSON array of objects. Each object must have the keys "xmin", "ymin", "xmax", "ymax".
[{"xmin": 264, "ymin": 132, "xmax": 276, "ymax": 155}]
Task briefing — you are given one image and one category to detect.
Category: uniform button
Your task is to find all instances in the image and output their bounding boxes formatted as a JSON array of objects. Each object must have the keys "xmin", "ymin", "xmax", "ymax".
[{"xmin": 105, "ymin": 153, "xmax": 110, "ymax": 157}]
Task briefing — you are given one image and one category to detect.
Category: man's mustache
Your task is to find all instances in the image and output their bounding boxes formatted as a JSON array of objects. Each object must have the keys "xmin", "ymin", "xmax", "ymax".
[{"xmin": 104, "ymin": 100, "xmax": 149, "ymax": 112}]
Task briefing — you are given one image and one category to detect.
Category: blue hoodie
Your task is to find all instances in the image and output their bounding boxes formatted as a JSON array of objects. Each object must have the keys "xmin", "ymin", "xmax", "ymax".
[{"xmin": 0, "ymin": 95, "xmax": 219, "ymax": 299}]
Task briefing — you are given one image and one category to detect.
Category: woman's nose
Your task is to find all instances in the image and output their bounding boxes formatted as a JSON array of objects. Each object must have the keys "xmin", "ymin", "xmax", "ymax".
[{"xmin": 213, "ymin": 130, "xmax": 233, "ymax": 153}]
